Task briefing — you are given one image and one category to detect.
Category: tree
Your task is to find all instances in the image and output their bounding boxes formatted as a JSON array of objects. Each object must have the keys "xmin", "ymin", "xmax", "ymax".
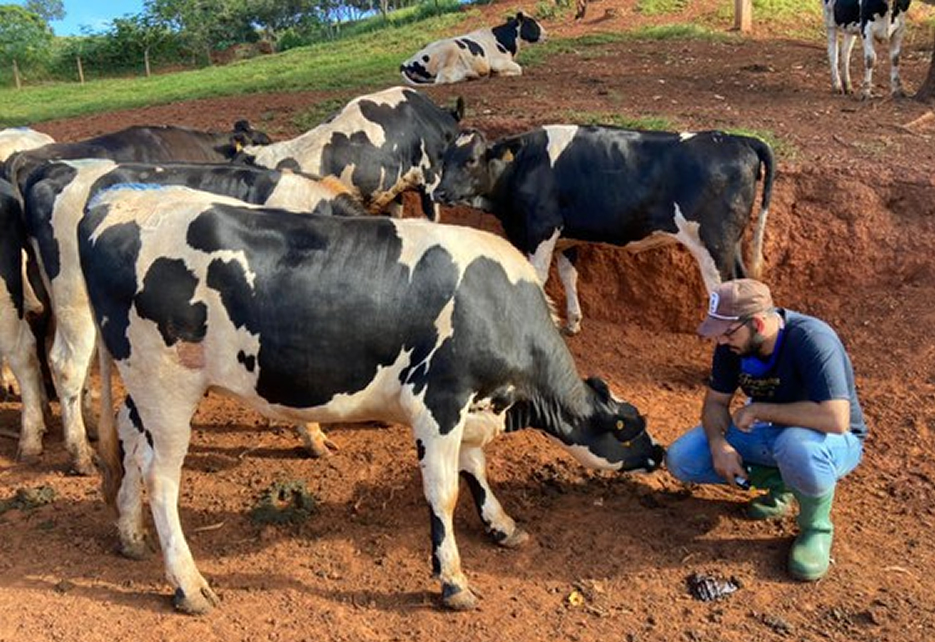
[
  {"xmin": 0, "ymin": 4, "xmax": 54, "ymax": 88},
  {"xmin": 916, "ymin": 27, "xmax": 935, "ymax": 103},
  {"xmin": 24, "ymin": 0, "xmax": 64, "ymax": 23}
]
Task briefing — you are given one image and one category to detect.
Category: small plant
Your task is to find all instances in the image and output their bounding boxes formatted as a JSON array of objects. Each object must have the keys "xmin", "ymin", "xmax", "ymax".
[
  {"xmin": 249, "ymin": 480, "xmax": 317, "ymax": 526},
  {"xmin": 636, "ymin": 0, "xmax": 689, "ymax": 16}
]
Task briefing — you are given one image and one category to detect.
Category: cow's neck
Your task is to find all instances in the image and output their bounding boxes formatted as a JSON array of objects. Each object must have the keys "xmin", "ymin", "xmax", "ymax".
[{"xmin": 491, "ymin": 22, "xmax": 520, "ymax": 56}]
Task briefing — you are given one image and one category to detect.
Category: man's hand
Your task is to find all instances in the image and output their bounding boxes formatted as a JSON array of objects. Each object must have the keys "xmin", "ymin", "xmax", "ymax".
[
  {"xmin": 710, "ymin": 439, "xmax": 747, "ymax": 487},
  {"xmin": 732, "ymin": 404, "xmax": 759, "ymax": 432}
]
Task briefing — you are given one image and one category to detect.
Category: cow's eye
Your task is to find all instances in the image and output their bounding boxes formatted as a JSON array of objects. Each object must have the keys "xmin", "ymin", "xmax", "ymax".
[{"xmin": 466, "ymin": 157, "xmax": 479, "ymax": 168}]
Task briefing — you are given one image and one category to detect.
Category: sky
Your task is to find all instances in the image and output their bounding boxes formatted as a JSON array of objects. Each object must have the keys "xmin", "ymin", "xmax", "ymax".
[{"xmin": 23, "ymin": 0, "xmax": 146, "ymax": 36}]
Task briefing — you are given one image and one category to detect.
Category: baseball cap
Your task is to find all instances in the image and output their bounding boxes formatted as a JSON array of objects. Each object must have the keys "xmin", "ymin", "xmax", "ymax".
[{"xmin": 697, "ymin": 279, "xmax": 774, "ymax": 338}]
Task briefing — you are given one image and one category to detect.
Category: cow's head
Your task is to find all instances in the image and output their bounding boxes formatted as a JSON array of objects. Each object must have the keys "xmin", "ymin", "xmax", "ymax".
[
  {"xmin": 222, "ymin": 120, "xmax": 272, "ymax": 161},
  {"xmin": 434, "ymin": 129, "xmax": 520, "ymax": 207},
  {"xmin": 514, "ymin": 12, "xmax": 546, "ymax": 45},
  {"xmin": 562, "ymin": 377, "xmax": 664, "ymax": 473}
]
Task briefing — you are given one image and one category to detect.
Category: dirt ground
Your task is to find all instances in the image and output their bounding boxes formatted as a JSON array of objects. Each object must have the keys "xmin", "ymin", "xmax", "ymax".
[{"xmin": 3, "ymin": 2, "xmax": 935, "ymax": 641}]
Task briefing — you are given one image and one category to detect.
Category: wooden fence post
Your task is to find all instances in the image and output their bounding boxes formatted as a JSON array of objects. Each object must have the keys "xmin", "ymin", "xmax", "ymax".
[
  {"xmin": 734, "ymin": 0, "xmax": 752, "ymax": 33},
  {"xmin": 76, "ymin": 55, "xmax": 85, "ymax": 84},
  {"xmin": 12, "ymin": 59, "xmax": 22, "ymax": 90}
]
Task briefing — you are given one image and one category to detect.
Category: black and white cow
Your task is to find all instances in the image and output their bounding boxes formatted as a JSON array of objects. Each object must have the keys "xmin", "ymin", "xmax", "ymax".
[
  {"xmin": 21, "ymin": 160, "xmax": 363, "ymax": 474},
  {"xmin": 78, "ymin": 184, "xmax": 663, "ymax": 613},
  {"xmin": 3, "ymin": 120, "xmax": 270, "ymax": 196},
  {"xmin": 400, "ymin": 13, "xmax": 545, "ymax": 85},
  {"xmin": 0, "ymin": 127, "xmax": 55, "ymax": 168},
  {"xmin": 237, "ymin": 86, "xmax": 464, "ymax": 221},
  {"xmin": 823, "ymin": 0, "xmax": 912, "ymax": 98},
  {"xmin": 434, "ymin": 126, "xmax": 774, "ymax": 335},
  {"xmin": 0, "ymin": 178, "xmax": 48, "ymax": 461}
]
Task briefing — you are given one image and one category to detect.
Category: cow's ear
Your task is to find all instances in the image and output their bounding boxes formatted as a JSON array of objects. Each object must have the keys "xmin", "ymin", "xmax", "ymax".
[
  {"xmin": 584, "ymin": 377, "xmax": 612, "ymax": 401},
  {"xmin": 516, "ymin": 11, "xmax": 525, "ymax": 20}
]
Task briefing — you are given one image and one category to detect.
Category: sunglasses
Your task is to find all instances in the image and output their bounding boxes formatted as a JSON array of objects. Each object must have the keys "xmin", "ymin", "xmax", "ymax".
[{"xmin": 721, "ymin": 317, "xmax": 751, "ymax": 339}]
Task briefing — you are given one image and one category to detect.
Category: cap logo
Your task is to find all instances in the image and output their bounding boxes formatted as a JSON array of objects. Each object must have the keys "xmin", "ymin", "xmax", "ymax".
[{"xmin": 708, "ymin": 292, "xmax": 720, "ymax": 314}]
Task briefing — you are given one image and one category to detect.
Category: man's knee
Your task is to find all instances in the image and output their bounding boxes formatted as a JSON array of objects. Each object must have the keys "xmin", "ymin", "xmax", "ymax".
[{"xmin": 773, "ymin": 428, "xmax": 835, "ymax": 496}]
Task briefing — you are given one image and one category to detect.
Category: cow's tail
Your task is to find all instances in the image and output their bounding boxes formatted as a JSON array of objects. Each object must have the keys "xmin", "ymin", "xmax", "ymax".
[
  {"xmin": 96, "ymin": 339, "xmax": 123, "ymax": 511},
  {"xmin": 748, "ymin": 136, "xmax": 775, "ymax": 280}
]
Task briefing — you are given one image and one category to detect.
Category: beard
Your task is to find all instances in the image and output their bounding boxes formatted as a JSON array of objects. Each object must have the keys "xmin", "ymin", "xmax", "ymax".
[{"xmin": 732, "ymin": 329, "xmax": 767, "ymax": 358}]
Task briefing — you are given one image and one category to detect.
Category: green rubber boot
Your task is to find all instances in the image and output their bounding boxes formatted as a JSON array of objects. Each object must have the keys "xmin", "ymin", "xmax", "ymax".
[
  {"xmin": 788, "ymin": 488, "xmax": 835, "ymax": 581},
  {"xmin": 745, "ymin": 465, "xmax": 795, "ymax": 520}
]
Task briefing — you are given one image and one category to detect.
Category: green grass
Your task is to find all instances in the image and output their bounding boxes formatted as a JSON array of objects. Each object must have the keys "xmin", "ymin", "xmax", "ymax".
[
  {"xmin": 565, "ymin": 111, "xmax": 678, "ymax": 131},
  {"xmin": 636, "ymin": 0, "xmax": 689, "ymax": 16},
  {"xmin": 0, "ymin": 9, "xmax": 473, "ymax": 127}
]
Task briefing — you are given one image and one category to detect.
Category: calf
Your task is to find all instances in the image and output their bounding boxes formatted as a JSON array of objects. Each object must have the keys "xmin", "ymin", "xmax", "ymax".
[
  {"xmin": 400, "ymin": 13, "xmax": 545, "ymax": 85},
  {"xmin": 823, "ymin": 0, "xmax": 912, "ymax": 98},
  {"xmin": 79, "ymin": 184, "xmax": 663, "ymax": 613},
  {"xmin": 3, "ymin": 120, "xmax": 270, "ymax": 196},
  {"xmin": 237, "ymin": 86, "xmax": 463, "ymax": 221},
  {"xmin": 0, "ymin": 178, "xmax": 48, "ymax": 461},
  {"xmin": 21, "ymin": 160, "xmax": 362, "ymax": 474},
  {"xmin": 434, "ymin": 126, "xmax": 774, "ymax": 334}
]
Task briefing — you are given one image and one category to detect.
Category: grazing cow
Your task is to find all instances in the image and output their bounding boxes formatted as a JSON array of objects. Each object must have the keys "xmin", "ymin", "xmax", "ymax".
[
  {"xmin": 3, "ymin": 120, "xmax": 270, "ymax": 196},
  {"xmin": 823, "ymin": 0, "xmax": 912, "ymax": 98},
  {"xmin": 78, "ymin": 184, "xmax": 663, "ymax": 613},
  {"xmin": 236, "ymin": 86, "xmax": 463, "ymax": 222},
  {"xmin": 20, "ymin": 160, "xmax": 363, "ymax": 474},
  {"xmin": 400, "ymin": 13, "xmax": 545, "ymax": 85},
  {"xmin": 434, "ymin": 126, "xmax": 774, "ymax": 335},
  {"xmin": 0, "ymin": 178, "xmax": 48, "ymax": 460}
]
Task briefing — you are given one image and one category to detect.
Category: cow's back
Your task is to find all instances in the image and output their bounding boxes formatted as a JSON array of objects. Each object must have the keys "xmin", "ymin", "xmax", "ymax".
[{"xmin": 79, "ymin": 186, "xmax": 555, "ymax": 418}]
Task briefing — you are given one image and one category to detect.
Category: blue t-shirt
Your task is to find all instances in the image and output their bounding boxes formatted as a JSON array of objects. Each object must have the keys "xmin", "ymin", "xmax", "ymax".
[{"xmin": 709, "ymin": 309, "xmax": 868, "ymax": 439}]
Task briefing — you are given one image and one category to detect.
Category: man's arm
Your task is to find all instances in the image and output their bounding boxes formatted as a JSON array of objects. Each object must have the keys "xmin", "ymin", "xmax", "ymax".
[
  {"xmin": 702, "ymin": 388, "xmax": 748, "ymax": 485},
  {"xmin": 733, "ymin": 398, "xmax": 850, "ymax": 434}
]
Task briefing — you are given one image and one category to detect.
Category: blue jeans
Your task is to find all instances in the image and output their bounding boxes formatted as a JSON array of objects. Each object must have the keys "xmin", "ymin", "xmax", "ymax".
[{"xmin": 666, "ymin": 422, "xmax": 864, "ymax": 497}]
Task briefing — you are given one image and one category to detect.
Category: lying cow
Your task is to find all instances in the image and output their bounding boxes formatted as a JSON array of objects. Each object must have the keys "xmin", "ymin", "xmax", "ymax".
[
  {"xmin": 21, "ymin": 160, "xmax": 362, "ymax": 474},
  {"xmin": 434, "ymin": 126, "xmax": 774, "ymax": 335},
  {"xmin": 0, "ymin": 178, "xmax": 48, "ymax": 461},
  {"xmin": 400, "ymin": 13, "xmax": 545, "ymax": 85},
  {"xmin": 78, "ymin": 183, "xmax": 663, "ymax": 613},
  {"xmin": 3, "ymin": 120, "xmax": 270, "ymax": 196},
  {"xmin": 823, "ymin": 0, "xmax": 912, "ymax": 98},
  {"xmin": 236, "ymin": 86, "xmax": 463, "ymax": 221}
]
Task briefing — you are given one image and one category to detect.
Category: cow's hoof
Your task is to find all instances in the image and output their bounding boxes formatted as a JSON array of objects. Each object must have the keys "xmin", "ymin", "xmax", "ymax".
[
  {"xmin": 562, "ymin": 322, "xmax": 581, "ymax": 336},
  {"xmin": 120, "ymin": 534, "xmax": 154, "ymax": 560},
  {"xmin": 297, "ymin": 424, "xmax": 338, "ymax": 458},
  {"xmin": 172, "ymin": 585, "xmax": 220, "ymax": 615},
  {"xmin": 16, "ymin": 444, "xmax": 43, "ymax": 463},
  {"xmin": 497, "ymin": 527, "xmax": 530, "ymax": 549},
  {"xmin": 441, "ymin": 584, "xmax": 478, "ymax": 611},
  {"xmin": 69, "ymin": 453, "xmax": 97, "ymax": 477}
]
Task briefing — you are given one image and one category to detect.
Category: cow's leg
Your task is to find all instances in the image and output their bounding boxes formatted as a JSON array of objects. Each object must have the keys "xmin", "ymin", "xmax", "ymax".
[
  {"xmin": 386, "ymin": 194, "xmax": 404, "ymax": 218},
  {"xmin": 0, "ymin": 309, "xmax": 47, "ymax": 462},
  {"xmin": 132, "ymin": 388, "xmax": 219, "ymax": 614},
  {"xmin": 495, "ymin": 61, "xmax": 524, "ymax": 77},
  {"xmin": 412, "ymin": 408, "xmax": 475, "ymax": 610},
  {"xmin": 827, "ymin": 28, "xmax": 843, "ymax": 93},
  {"xmin": 672, "ymin": 205, "xmax": 722, "ymax": 294},
  {"xmin": 889, "ymin": 21, "xmax": 907, "ymax": 98},
  {"xmin": 48, "ymin": 310, "xmax": 98, "ymax": 475},
  {"xmin": 556, "ymin": 248, "xmax": 582, "ymax": 335},
  {"xmin": 841, "ymin": 32, "xmax": 858, "ymax": 94},
  {"xmin": 861, "ymin": 26, "xmax": 879, "ymax": 100},
  {"xmin": 419, "ymin": 187, "xmax": 441, "ymax": 222},
  {"xmin": 527, "ymin": 228, "xmax": 560, "ymax": 287},
  {"xmin": 1, "ymin": 358, "xmax": 18, "ymax": 398},
  {"xmin": 114, "ymin": 398, "xmax": 151, "ymax": 560},
  {"xmin": 297, "ymin": 422, "xmax": 337, "ymax": 457},
  {"xmin": 459, "ymin": 444, "xmax": 529, "ymax": 548}
]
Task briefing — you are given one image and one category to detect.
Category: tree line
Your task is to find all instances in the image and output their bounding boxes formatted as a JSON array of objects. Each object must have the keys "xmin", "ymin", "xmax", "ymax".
[{"xmin": 1, "ymin": 0, "xmax": 451, "ymax": 87}]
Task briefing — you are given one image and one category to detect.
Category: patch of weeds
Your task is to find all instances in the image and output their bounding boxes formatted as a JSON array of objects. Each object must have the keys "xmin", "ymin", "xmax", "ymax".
[
  {"xmin": 567, "ymin": 111, "xmax": 677, "ymax": 131},
  {"xmin": 249, "ymin": 480, "xmax": 317, "ymax": 526},
  {"xmin": 632, "ymin": 24, "xmax": 730, "ymax": 41},
  {"xmin": 535, "ymin": 0, "xmax": 574, "ymax": 20},
  {"xmin": 0, "ymin": 486, "xmax": 56, "ymax": 514},
  {"xmin": 725, "ymin": 127, "xmax": 795, "ymax": 161},
  {"xmin": 636, "ymin": 0, "xmax": 689, "ymax": 16}
]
